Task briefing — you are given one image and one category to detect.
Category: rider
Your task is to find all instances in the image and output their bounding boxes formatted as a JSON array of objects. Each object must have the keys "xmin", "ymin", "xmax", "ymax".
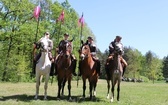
[
  {"xmin": 105, "ymin": 35, "xmax": 127, "ymax": 77},
  {"xmin": 78, "ymin": 36, "xmax": 101, "ymax": 76},
  {"xmin": 55, "ymin": 33, "xmax": 77, "ymax": 76},
  {"xmin": 33, "ymin": 32, "xmax": 54, "ymax": 75}
]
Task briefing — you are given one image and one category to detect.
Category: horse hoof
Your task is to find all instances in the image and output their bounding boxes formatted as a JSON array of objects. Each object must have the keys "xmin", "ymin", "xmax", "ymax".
[
  {"xmin": 44, "ymin": 97, "xmax": 47, "ymax": 100},
  {"xmin": 82, "ymin": 97, "xmax": 85, "ymax": 101},
  {"xmin": 34, "ymin": 97, "xmax": 38, "ymax": 100},
  {"xmin": 106, "ymin": 94, "xmax": 110, "ymax": 99},
  {"xmin": 68, "ymin": 97, "xmax": 72, "ymax": 102},
  {"xmin": 57, "ymin": 97, "xmax": 61, "ymax": 101},
  {"xmin": 110, "ymin": 98, "xmax": 114, "ymax": 103}
]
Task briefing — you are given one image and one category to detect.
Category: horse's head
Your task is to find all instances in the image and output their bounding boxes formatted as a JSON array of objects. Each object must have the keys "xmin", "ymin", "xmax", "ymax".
[
  {"xmin": 62, "ymin": 41, "xmax": 72, "ymax": 58},
  {"xmin": 114, "ymin": 42, "xmax": 124, "ymax": 55},
  {"xmin": 79, "ymin": 44, "xmax": 90, "ymax": 60},
  {"xmin": 39, "ymin": 37, "xmax": 49, "ymax": 52}
]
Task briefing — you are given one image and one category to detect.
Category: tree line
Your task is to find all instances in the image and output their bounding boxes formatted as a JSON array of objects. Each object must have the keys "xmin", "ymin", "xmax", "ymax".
[{"xmin": 0, "ymin": 0, "xmax": 168, "ymax": 82}]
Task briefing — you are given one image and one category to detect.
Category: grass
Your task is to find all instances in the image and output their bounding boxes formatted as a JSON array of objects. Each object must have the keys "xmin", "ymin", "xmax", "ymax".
[{"xmin": 0, "ymin": 79, "xmax": 168, "ymax": 105}]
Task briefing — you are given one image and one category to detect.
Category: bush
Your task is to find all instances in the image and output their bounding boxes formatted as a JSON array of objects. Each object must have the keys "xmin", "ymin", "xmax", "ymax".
[{"xmin": 139, "ymin": 76, "xmax": 149, "ymax": 82}]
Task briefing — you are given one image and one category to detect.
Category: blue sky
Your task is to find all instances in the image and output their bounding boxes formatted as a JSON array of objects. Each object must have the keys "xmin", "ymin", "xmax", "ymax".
[{"xmin": 56, "ymin": 0, "xmax": 168, "ymax": 59}]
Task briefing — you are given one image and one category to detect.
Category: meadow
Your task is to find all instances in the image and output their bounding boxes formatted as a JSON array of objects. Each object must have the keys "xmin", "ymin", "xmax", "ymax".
[{"xmin": 0, "ymin": 79, "xmax": 168, "ymax": 105}]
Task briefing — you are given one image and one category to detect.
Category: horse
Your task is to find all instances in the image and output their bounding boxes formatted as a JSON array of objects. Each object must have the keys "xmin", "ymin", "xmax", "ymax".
[
  {"xmin": 55, "ymin": 41, "xmax": 73, "ymax": 101},
  {"xmin": 106, "ymin": 42, "xmax": 124, "ymax": 102},
  {"xmin": 34, "ymin": 37, "xmax": 51, "ymax": 100},
  {"xmin": 79, "ymin": 44, "xmax": 99, "ymax": 100}
]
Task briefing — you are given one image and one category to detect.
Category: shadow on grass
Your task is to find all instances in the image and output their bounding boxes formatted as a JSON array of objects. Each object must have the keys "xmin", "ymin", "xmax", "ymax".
[
  {"xmin": 0, "ymin": 94, "xmax": 55, "ymax": 102},
  {"xmin": 0, "ymin": 94, "xmax": 104, "ymax": 103}
]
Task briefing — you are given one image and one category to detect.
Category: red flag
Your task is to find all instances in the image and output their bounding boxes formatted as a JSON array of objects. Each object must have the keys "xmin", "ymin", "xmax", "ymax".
[
  {"xmin": 57, "ymin": 10, "xmax": 64, "ymax": 24},
  {"xmin": 33, "ymin": 5, "xmax": 41, "ymax": 20},
  {"xmin": 78, "ymin": 13, "xmax": 84, "ymax": 27}
]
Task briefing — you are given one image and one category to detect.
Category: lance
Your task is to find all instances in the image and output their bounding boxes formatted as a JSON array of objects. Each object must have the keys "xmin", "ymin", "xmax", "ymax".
[
  {"xmin": 77, "ymin": 13, "xmax": 84, "ymax": 87},
  {"xmin": 31, "ymin": 5, "xmax": 41, "ymax": 78},
  {"xmin": 51, "ymin": 10, "xmax": 64, "ymax": 85}
]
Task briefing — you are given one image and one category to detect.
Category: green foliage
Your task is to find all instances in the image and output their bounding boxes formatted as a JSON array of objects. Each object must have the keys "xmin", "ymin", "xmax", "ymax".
[
  {"xmin": 162, "ymin": 55, "xmax": 168, "ymax": 78},
  {"xmin": 0, "ymin": 0, "xmax": 165, "ymax": 82},
  {"xmin": 100, "ymin": 46, "xmax": 164, "ymax": 81},
  {"xmin": 0, "ymin": 0, "xmax": 92, "ymax": 82}
]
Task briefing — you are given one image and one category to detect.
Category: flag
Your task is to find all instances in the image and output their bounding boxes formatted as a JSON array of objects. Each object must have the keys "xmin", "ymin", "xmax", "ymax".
[
  {"xmin": 57, "ymin": 10, "xmax": 64, "ymax": 24},
  {"xmin": 78, "ymin": 13, "xmax": 84, "ymax": 27},
  {"xmin": 33, "ymin": 4, "xmax": 41, "ymax": 20}
]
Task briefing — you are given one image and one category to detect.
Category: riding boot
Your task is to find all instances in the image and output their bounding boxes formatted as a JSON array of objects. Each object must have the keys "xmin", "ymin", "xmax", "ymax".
[
  {"xmin": 78, "ymin": 60, "xmax": 82, "ymax": 76},
  {"xmin": 32, "ymin": 53, "xmax": 41, "ymax": 75},
  {"xmin": 122, "ymin": 66, "xmax": 126, "ymax": 77},
  {"xmin": 54, "ymin": 60, "xmax": 58, "ymax": 75},
  {"xmin": 50, "ymin": 62, "xmax": 54, "ymax": 76},
  {"xmin": 105, "ymin": 63, "xmax": 110, "ymax": 80},
  {"xmin": 96, "ymin": 60, "xmax": 101, "ymax": 76},
  {"xmin": 33, "ymin": 59, "xmax": 36, "ymax": 75},
  {"xmin": 72, "ymin": 59, "xmax": 77, "ymax": 76}
]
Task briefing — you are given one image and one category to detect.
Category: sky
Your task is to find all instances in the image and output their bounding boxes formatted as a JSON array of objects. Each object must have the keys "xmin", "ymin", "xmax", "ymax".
[{"xmin": 56, "ymin": 0, "xmax": 168, "ymax": 59}]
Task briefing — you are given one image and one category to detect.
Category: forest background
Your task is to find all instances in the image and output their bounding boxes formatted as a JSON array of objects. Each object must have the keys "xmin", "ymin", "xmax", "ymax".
[{"xmin": 0, "ymin": 0, "xmax": 168, "ymax": 82}]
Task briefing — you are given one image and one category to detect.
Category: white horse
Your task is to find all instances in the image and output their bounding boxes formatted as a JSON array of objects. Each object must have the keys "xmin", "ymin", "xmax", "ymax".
[{"xmin": 34, "ymin": 37, "xmax": 51, "ymax": 100}]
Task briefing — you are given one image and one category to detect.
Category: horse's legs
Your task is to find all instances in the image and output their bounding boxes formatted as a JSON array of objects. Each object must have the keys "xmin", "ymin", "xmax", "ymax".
[
  {"xmin": 67, "ymin": 77, "xmax": 72, "ymax": 101},
  {"xmin": 106, "ymin": 80, "xmax": 110, "ymax": 99},
  {"xmin": 110, "ymin": 80, "xmax": 115, "ymax": 102},
  {"xmin": 57, "ymin": 77, "xmax": 62, "ymax": 99},
  {"xmin": 111, "ymin": 79, "xmax": 118, "ymax": 102},
  {"xmin": 82, "ymin": 78, "xmax": 86, "ymax": 99},
  {"xmin": 61, "ymin": 78, "xmax": 66, "ymax": 96},
  {"xmin": 117, "ymin": 80, "xmax": 121, "ymax": 101},
  {"xmin": 34, "ymin": 75, "xmax": 41, "ymax": 100},
  {"xmin": 93, "ymin": 81, "xmax": 97, "ymax": 97},
  {"xmin": 44, "ymin": 74, "xmax": 50, "ymax": 100},
  {"xmin": 89, "ymin": 81, "xmax": 93, "ymax": 100}
]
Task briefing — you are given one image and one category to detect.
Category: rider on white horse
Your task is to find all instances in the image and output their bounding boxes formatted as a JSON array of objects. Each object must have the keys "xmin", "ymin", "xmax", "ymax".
[
  {"xmin": 33, "ymin": 32, "xmax": 54, "ymax": 75},
  {"xmin": 34, "ymin": 32, "xmax": 53, "ymax": 100}
]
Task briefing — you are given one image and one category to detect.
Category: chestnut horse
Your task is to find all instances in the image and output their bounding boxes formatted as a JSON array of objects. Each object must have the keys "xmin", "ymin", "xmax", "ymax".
[
  {"xmin": 106, "ymin": 42, "xmax": 124, "ymax": 102},
  {"xmin": 79, "ymin": 44, "xmax": 99, "ymax": 100},
  {"xmin": 55, "ymin": 41, "xmax": 73, "ymax": 101},
  {"xmin": 34, "ymin": 37, "xmax": 51, "ymax": 100}
]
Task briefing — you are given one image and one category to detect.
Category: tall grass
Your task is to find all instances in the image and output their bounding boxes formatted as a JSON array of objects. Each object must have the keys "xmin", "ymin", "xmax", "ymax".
[{"xmin": 0, "ymin": 79, "xmax": 168, "ymax": 105}]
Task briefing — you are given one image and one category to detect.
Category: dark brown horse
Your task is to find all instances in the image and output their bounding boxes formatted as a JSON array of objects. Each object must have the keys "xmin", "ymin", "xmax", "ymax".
[
  {"xmin": 106, "ymin": 42, "xmax": 123, "ymax": 102},
  {"xmin": 55, "ymin": 41, "xmax": 73, "ymax": 101},
  {"xmin": 79, "ymin": 44, "xmax": 99, "ymax": 100}
]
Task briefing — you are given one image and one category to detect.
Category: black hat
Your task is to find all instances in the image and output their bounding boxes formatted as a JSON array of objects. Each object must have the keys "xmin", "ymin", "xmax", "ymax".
[
  {"xmin": 87, "ymin": 36, "xmax": 93, "ymax": 40},
  {"xmin": 64, "ymin": 33, "xmax": 69, "ymax": 36},
  {"xmin": 116, "ymin": 36, "xmax": 122, "ymax": 39},
  {"xmin": 45, "ymin": 32, "xmax": 50, "ymax": 36}
]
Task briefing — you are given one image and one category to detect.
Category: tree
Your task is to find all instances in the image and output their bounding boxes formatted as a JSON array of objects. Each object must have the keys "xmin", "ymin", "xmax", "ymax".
[
  {"xmin": 0, "ymin": 0, "xmax": 96, "ymax": 82},
  {"xmin": 162, "ymin": 55, "xmax": 168, "ymax": 79},
  {"xmin": 145, "ymin": 51, "xmax": 163, "ymax": 83}
]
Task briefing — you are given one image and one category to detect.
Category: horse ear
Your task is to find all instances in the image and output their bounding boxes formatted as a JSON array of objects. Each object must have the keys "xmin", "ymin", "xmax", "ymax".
[
  {"xmin": 78, "ymin": 49, "xmax": 81, "ymax": 53},
  {"xmin": 81, "ymin": 40, "xmax": 84, "ymax": 45}
]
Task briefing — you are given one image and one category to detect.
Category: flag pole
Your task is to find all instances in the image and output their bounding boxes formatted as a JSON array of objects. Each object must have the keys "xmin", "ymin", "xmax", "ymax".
[
  {"xmin": 35, "ymin": 17, "xmax": 40, "ymax": 42},
  {"xmin": 51, "ymin": 10, "xmax": 64, "ymax": 85},
  {"xmin": 31, "ymin": 4, "xmax": 41, "ymax": 78},
  {"xmin": 77, "ymin": 12, "xmax": 84, "ymax": 87}
]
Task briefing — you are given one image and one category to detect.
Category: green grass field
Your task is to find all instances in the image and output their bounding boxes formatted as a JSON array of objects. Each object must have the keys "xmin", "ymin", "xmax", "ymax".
[{"xmin": 0, "ymin": 79, "xmax": 168, "ymax": 105}]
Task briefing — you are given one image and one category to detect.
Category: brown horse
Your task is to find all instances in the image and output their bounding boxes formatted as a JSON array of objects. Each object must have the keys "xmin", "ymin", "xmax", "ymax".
[
  {"xmin": 79, "ymin": 44, "xmax": 99, "ymax": 100},
  {"xmin": 106, "ymin": 42, "xmax": 123, "ymax": 102},
  {"xmin": 55, "ymin": 41, "xmax": 73, "ymax": 101}
]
